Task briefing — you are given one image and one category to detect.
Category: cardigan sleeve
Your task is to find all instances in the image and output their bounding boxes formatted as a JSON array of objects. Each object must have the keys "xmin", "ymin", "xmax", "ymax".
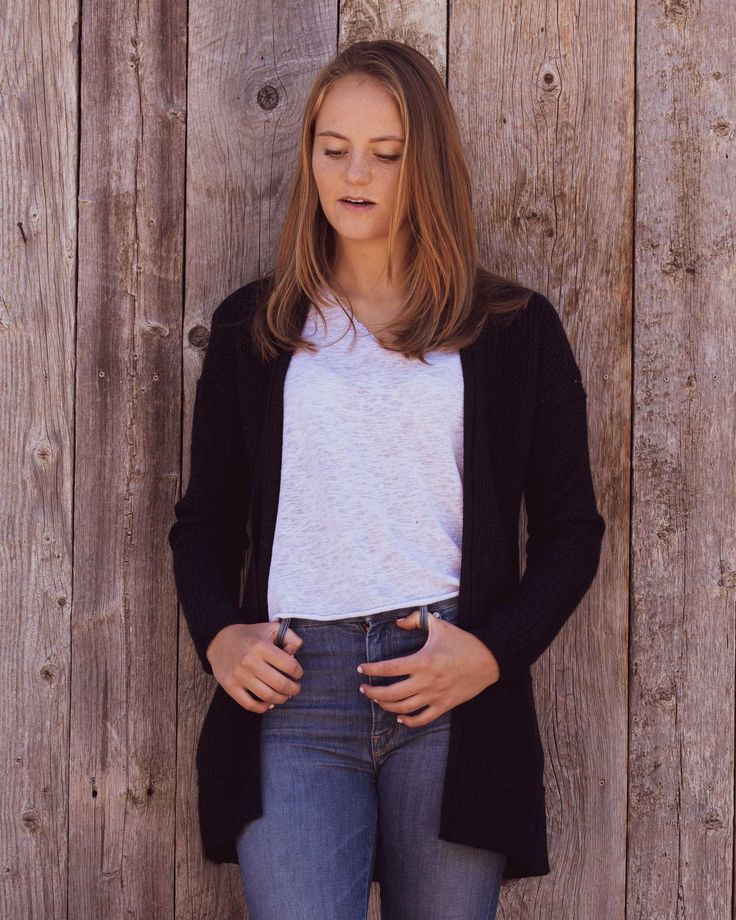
[
  {"xmin": 167, "ymin": 295, "xmax": 251, "ymax": 675},
  {"xmin": 470, "ymin": 294, "xmax": 606, "ymax": 684}
]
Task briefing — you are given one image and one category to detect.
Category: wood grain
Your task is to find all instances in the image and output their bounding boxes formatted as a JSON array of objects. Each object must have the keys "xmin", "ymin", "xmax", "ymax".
[
  {"xmin": 68, "ymin": 1, "xmax": 187, "ymax": 919},
  {"xmin": 630, "ymin": 1, "xmax": 735, "ymax": 917},
  {"xmin": 0, "ymin": 2, "xmax": 78, "ymax": 918}
]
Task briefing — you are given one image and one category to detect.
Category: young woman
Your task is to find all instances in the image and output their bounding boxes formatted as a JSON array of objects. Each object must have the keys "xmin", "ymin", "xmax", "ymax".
[{"xmin": 169, "ymin": 39, "xmax": 605, "ymax": 920}]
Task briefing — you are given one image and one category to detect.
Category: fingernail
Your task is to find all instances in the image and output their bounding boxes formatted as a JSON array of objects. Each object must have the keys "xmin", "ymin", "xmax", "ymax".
[
  {"xmin": 359, "ymin": 686, "xmax": 365, "ymax": 694},
  {"xmin": 357, "ymin": 666, "xmax": 363, "ymax": 673},
  {"xmin": 268, "ymin": 704, "xmax": 275, "ymax": 709},
  {"xmin": 397, "ymin": 717, "xmax": 404, "ymax": 724}
]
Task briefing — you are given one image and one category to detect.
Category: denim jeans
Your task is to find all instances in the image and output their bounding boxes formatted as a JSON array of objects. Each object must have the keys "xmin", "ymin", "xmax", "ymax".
[{"xmin": 235, "ymin": 598, "xmax": 506, "ymax": 920}]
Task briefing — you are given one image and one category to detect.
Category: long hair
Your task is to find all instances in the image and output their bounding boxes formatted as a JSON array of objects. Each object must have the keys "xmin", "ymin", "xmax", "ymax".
[{"xmin": 250, "ymin": 38, "xmax": 532, "ymax": 362}]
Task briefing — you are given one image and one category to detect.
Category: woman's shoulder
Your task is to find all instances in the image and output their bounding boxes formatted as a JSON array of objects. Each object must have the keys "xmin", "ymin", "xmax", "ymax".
[
  {"xmin": 479, "ymin": 283, "xmax": 559, "ymax": 343},
  {"xmin": 520, "ymin": 289, "xmax": 578, "ymax": 352},
  {"xmin": 520, "ymin": 290, "xmax": 586, "ymax": 394},
  {"xmin": 493, "ymin": 286, "xmax": 570, "ymax": 342},
  {"xmin": 523, "ymin": 289, "xmax": 565, "ymax": 328},
  {"xmin": 210, "ymin": 273, "xmax": 272, "ymax": 329},
  {"xmin": 502, "ymin": 287, "xmax": 558, "ymax": 323},
  {"xmin": 471, "ymin": 265, "xmax": 549, "ymax": 329}
]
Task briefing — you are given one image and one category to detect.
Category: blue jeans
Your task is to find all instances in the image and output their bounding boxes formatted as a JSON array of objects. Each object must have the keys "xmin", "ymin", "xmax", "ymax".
[{"xmin": 235, "ymin": 598, "xmax": 507, "ymax": 920}]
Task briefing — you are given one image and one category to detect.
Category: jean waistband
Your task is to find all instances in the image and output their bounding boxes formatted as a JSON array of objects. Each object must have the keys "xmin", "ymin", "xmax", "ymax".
[{"xmin": 276, "ymin": 596, "xmax": 459, "ymax": 628}]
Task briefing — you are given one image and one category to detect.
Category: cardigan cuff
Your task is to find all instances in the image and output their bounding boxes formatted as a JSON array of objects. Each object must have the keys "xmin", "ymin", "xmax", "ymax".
[
  {"xmin": 466, "ymin": 621, "xmax": 535, "ymax": 684},
  {"xmin": 191, "ymin": 607, "xmax": 249, "ymax": 676},
  {"xmin": 465, "ymin": 527, "xmax": 604, "ymax": 685},
  {"xmin": 171, "ymin": 531, "xmax": 248, "ymax": 676}
]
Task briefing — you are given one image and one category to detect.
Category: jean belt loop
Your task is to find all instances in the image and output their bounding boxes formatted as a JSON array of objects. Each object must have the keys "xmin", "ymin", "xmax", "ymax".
[
  {"xmin": 419, "ymin": 604, "xmax": 429, "ymax": 632},
  {"xmin": 276, "ymin": 617, "xmax": 290, "ymax": 649}
]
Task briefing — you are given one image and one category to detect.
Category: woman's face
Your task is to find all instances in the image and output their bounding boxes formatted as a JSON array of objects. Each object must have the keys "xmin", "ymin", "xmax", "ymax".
[{"xmin": 311, "ymin": 74, "xmax": 405, "ymax": 246}]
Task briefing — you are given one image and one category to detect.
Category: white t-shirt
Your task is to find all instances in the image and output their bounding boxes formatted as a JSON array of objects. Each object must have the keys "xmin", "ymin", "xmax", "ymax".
[{"xmin": 267, "ymin": 288, "xmax": 464, "ymax": 621}]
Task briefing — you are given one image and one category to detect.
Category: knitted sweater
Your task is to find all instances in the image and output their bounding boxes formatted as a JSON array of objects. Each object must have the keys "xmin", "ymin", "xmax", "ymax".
[{"xmin": 168, "ymin": 276, "xmax": 606, "ymax": 880}]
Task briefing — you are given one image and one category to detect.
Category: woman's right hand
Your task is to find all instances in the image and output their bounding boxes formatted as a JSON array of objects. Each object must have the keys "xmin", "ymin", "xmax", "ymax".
[{"xmin": 205, "ymin": 622, "xmax": 304, "ymax": 713}]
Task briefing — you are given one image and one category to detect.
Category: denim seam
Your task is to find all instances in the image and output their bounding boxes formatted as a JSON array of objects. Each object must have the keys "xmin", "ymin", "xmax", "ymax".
[
  {"xmin": 482, "ymin": 851, "xmax": 506, "ymax": 919},
  {"xmin": 363, "ymin": 806, "xmax": 379, "ymax": 917}
]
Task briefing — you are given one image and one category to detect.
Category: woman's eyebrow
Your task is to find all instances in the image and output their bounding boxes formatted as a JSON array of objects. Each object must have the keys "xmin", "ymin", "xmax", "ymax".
[{"xmin": 316, "ymin": 130, "xmax": 405, "ymax": 143}]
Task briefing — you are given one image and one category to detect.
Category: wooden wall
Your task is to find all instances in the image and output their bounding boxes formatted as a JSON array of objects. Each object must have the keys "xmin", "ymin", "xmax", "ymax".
[{"xmin": 2, "ymin": 0, "xmax": 733, "ymax": 917}]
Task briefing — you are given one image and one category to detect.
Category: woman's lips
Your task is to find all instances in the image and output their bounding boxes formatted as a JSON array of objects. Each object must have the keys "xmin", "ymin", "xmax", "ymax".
[{"xmin": 339, "ymin": 199, "xmax": 376, "ymax": 211}]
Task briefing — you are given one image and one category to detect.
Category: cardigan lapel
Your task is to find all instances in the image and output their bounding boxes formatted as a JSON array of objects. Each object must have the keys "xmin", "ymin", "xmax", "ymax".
[
  {"xmin": 458, "ymin": 333, "xmax": 515, "ymax": 630},
  {"xmin": 254, "ymin": 345, "xmax": 293, "ymax": 619}
]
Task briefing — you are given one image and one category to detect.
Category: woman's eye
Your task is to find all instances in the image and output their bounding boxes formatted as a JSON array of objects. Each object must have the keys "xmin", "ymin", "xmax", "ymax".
[{"xmin": 323, "ymin": 150, "xmax": 400, "ymax": 162}]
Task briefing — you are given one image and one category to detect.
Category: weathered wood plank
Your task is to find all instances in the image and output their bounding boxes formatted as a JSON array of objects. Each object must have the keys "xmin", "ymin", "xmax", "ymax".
[
  {"xmin": 0, "ymin": 2, "xmax": 79, "ymax": 918},
  {"xmin": 69, "ymin": 2, "xmax": 187, "ymax": 919},
  {"xmin": 630, "ymin": 1, "xmax": 735, "ymax": 917}
]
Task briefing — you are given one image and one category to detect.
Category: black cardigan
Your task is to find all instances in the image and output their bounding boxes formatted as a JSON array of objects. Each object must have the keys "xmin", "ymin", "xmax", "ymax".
[{"xmin": 168, "ymin": 276, "xmax": 606, "ymax": 880}]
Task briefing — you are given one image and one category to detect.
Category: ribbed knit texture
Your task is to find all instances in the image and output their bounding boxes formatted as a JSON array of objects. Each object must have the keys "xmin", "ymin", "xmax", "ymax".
[
  {"xmin": 169, "ymin": 306, "xmax": 251, "ymax": 675},
  {"xmin": 168, "ymin": 278, "xmax": 606, "ymax": 880}
]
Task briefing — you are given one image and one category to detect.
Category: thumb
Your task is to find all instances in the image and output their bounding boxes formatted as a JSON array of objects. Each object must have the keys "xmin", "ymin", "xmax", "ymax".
[
  {"xmin": 281, "ymin": 631, "xmax": 304, "ymax": 655},
  {"xmin": 395, "ymin": 610, "xmax": 422, "ymax": 629},
  {"xmin": 272, "ymin": 623, "xmax": 304, "ymax": 655}
]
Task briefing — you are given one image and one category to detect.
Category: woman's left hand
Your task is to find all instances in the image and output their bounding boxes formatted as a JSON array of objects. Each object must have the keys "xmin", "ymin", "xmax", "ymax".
[{"xmin": 356, "ymin": 610, "xmax": 501, "ymax": 727}]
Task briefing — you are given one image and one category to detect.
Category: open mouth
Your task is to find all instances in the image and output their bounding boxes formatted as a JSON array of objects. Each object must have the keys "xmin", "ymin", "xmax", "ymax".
[{"xmin": 340, "ymin": 198, "xmax": 375, "ymax": 210}]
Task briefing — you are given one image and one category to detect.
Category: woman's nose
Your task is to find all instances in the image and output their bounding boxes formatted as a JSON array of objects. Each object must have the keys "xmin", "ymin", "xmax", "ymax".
[{"xmin": 343, "ymin": 154, "xmax": 371, "ymax": 181}]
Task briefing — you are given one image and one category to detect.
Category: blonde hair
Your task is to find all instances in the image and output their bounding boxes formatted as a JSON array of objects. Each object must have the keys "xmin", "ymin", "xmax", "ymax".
[{"xmin": 251, "ymin": 38, "xmax": 532, "ymax": 362}]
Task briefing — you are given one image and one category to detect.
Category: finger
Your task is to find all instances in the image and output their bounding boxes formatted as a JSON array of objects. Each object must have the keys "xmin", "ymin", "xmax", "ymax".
[
  {"xmin": 392, "ymin": 692, "xmax": 433, "ymax": 713},
  {"xmin": 277, "ymin": 627, "xmax": 305, "ymax": 657},
  {"xmin": 263, "ymin": 642, "xmax": 304, "ymax": 681},
  {"xmin": 258, "ymin": 661, "xmax": 302, "ymax": 697},
  {"xmin": 358, "ymin": 649, "xmax": 422, "ymax": 677},
  {"xmin": 361, "ymin": 676, "xmax": 420, "ymax": 704},
  {"xmin": 395, "ymin": 610, "xmax": 424, "ymax": 629},
  {"xmin": 369, "ymin": 689, "xmax": 428, "ymax": 713},
  {"xmin": 238, "ymin": 671, "xmax": 292, "ymax": 705},
  {"xmin": 396, "ymin": 704, "xmax": 442, "ymax": 728},
  {"xmin": 230, "ymin": 684, "xmax": 271, "ymax": 714}
]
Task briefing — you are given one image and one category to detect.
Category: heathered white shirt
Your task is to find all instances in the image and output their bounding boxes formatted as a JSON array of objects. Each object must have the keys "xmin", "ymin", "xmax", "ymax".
[{"xmin": 267, "ymin": 289, "xmax": 464, "ymax": 622}]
